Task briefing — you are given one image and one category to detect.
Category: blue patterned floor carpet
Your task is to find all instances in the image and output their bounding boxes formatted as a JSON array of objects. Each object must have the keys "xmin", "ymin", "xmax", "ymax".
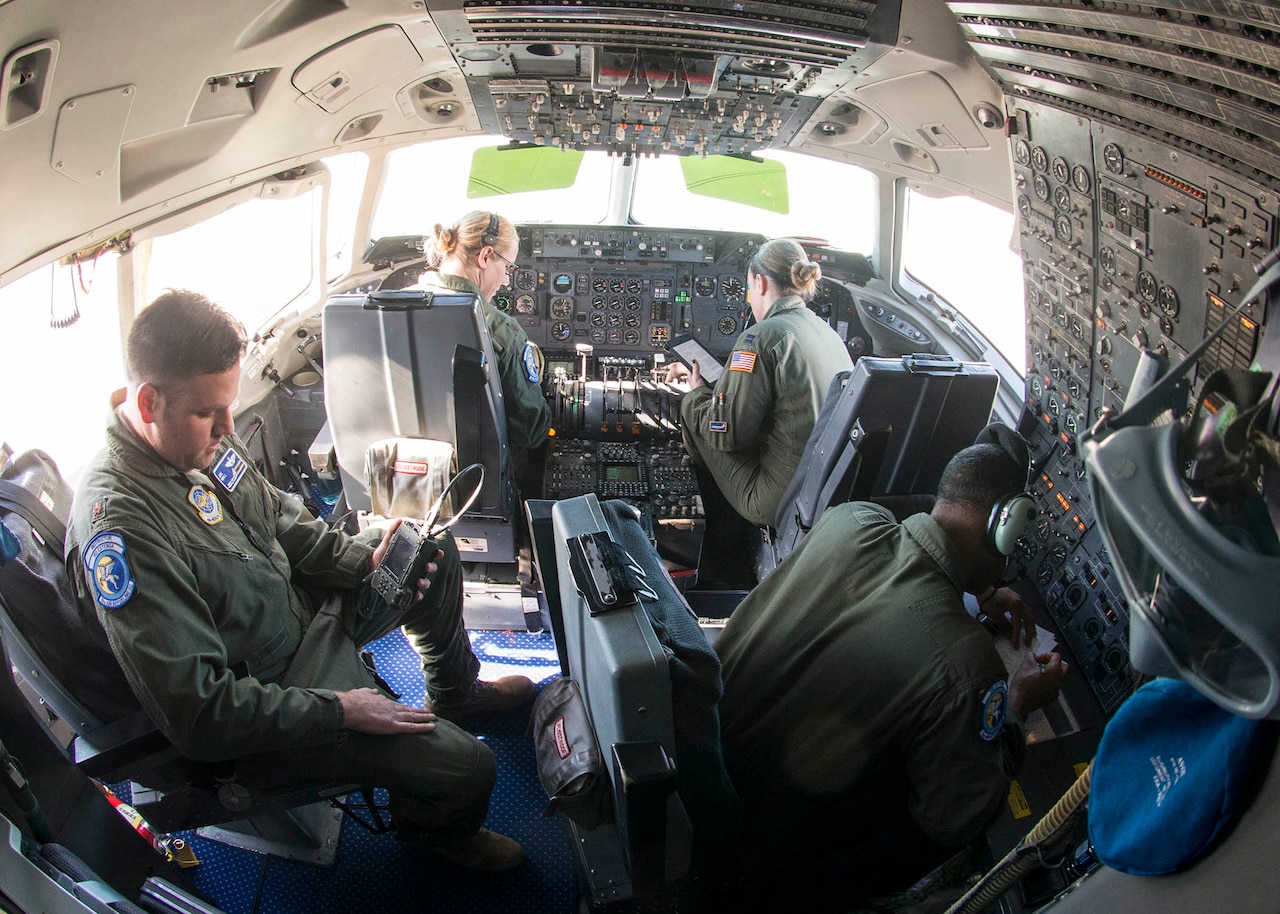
[{"xmin": 131, "ymin": 629, "xmax": 576, "ymax": 914}]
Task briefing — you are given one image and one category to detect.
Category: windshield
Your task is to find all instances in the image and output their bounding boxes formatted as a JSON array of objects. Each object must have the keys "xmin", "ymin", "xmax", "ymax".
[
  {"xmin": 371, "ymin": 139, "xmax": 878, "ymax": 256},
  {"xmin": 372, "ymin": 136, "xmax": 615, "ymax": 237},
  {"xmin": 632, "ymin": 150, "xmax": 876, "ymax": 252},
  {"xmin": 901, "ymin": 189, "xmax": 1025, "ymax": 372}
]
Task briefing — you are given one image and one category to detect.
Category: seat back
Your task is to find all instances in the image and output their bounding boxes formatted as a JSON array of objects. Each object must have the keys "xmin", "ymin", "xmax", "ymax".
[
  {"xmin": 761, "ymin": 355, "xmax": 999, "ymax": 576},
  {"xmin": 323, "ymin": 290, "xmax": 517, "ymax": 561},
  {"xmin": 550, "ymin": 494, "xmax": 740, "ymax": 906}
]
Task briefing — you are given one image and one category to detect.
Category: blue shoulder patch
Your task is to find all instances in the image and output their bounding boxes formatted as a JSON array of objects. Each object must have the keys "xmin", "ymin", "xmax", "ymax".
[
  {"xmin": 213, "ymin": 447, "xmax": 248, "ymax": 492},
  {"xmin": 979, "ymin": 679, "xmax": 1008, "ymax": 742},
  {"xmin": 522, "ymin": 342, "xmax": 541, "ymax": 383},
  {"xmin": 83, "ymin": 531, "xmax": 136, "ymax": 610}
]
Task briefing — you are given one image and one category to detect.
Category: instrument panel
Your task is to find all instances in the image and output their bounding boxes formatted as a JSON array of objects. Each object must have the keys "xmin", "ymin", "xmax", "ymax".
[
  {"xmin": 1010, "ymin": 99, "xmax": 1278, "ymax": 714},
  {"xmin": 500, "ymin": 224, "xmax": 878, "ymax": 365}
]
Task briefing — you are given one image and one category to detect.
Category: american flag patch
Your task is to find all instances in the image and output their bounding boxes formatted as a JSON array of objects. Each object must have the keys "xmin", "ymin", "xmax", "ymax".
[
  {"xmin": 709, "ymin": 420, "xmax": 728, "ymax": 432},
  {"xmin": 729, "ymin": 350, "xmax": 757, "ymax": 372}
]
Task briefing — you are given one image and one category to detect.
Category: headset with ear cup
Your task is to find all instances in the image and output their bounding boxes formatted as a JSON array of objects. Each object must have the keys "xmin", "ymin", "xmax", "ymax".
[
  {"xmin": 482, "ymin": 211, "xmax": 499, "ymax": 248},
  {"xmin": 975, "ymin": 423, "xmax": 1038, "ymax": 556}
]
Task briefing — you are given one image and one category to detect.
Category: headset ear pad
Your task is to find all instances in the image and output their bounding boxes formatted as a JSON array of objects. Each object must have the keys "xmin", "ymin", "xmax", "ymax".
[
  {"xmin": 482, "ymin": 212, "xmax": 499, "ymax": 247},
  {"xmin": 988, "ymin": 493, "xmax": 1038, "ymax": 555}
]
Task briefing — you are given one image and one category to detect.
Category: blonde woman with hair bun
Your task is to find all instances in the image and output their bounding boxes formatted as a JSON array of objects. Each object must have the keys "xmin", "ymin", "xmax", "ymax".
[
  {"xmin": 411, "ymin": 211, "xmax": 553, "ymax": 485},
  {"xmin": 667, "ymin": 237, "xmax": 852, "ymax": 549}
]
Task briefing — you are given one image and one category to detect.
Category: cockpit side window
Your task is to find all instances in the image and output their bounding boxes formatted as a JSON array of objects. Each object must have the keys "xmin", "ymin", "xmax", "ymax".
[
  {"xmin": 144, "ymin": 189, "xmax": 322, "ymax": 335},
  {"xmin": 0, "ymin": 256, "xmax": 124, "ymax": 478},
  {"xmin": 900, "ymin": 188, "xmax": 1026, "ymax": 373}
]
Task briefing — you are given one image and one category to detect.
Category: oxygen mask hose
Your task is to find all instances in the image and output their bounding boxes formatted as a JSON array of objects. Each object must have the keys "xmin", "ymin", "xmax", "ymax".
[{"xmin": 945, "ymin": 761, "xmax": 1094, "ymax": 914}]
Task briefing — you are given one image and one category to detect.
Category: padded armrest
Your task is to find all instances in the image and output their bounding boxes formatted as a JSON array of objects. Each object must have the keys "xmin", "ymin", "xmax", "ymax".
[{"xmin": 72, "ymin": 709, "xmax": 179, "ymax": 781}]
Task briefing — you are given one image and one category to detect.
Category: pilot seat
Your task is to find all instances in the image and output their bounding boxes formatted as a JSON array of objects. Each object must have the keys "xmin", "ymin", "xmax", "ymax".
[
  {"xmin": 323, "ymin": 289, "xmax": 519, "ymax": 563},
  {"xmin": 758, "ymin": 354, "xmax": 1000, "ymax": 578}
]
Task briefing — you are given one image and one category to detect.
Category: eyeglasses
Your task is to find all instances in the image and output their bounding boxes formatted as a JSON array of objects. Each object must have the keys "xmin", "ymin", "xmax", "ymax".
[{"xmin": 492, "ymin": 249, "xmax": 519, "ymax": 276}]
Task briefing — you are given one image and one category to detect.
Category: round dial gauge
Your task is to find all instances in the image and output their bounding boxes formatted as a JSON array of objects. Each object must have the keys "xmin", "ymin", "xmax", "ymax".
[
  {"xmin": 1031, "ymin": 145, "xmax": 1049, "ymax": 173},
  {"xmin": 1136, "ymin": 270, "xmax": 1157, "ymax": 302},
  {"xmin": 1103, "ymin": 143, "xmax": 1124, "ymax": 174},
  {"xmin": 1063, "ymin": 411, "xmax": 1081, "ymax": 437},
  {"xmin": 1053, "ymin": 185, "xmax": 1071, "ymax": 211},
  {"xmin": 1055, "ymin": 213, "xmax": 1073, "ymax": 242},
  {"xmin": 1100, "ymin": 246, "xmax": 1116, "ymax": 275},
  {"xmin": 590, "ymin": 312, "xmax": 606, "ymax": 327},
  {"xmin": 551, "ymin": 297, "xmax": 573, "ymax": 318},
  {"xmin": 609, "ymin": 278, "xmax": 625, "ymax": 294},
  {"xmin": 515, "ymin": 294, "xmax": 535, "ymax": 314},
  {"xmin": 1033, "ymin": 174, "xmax": 1051, "ymax": 202},
  {"xmin": 1014, "ymin": 140, "xmax": 1031, "ymax": 166},
  {"xmin": 608, "ymin": 297, "xmax": 624, "ymax": 310},
  {"xmin": 1158, "ymin": 285, "xmax": 1179, "ymax": 318},
  {"xmin": 623, "ymin": 328, "xmax": 640, "ymax": 345},
  {"xmin": 514, "ymin": 270, "xmax": 536, "ymax": 291},
  {"xmin": 1116, "ymin": 198, "xmax": 1132, "ymax": 222},
  {"xmin": 552, "ymin": 273, "xmax": 574, "ymax": 293},
  {"xmin": 625, "ymin": 296, "xmax": 641, "ymax": 310},
  {"xmin": 1018, "ymin": 194, "xmax": 1032, "ymax": 219},
  {"xmin": 608, "ymin": 313, "xmax": 623, "ymax": 327},
  {"xmin": 1028, "ymin": 375, "xmax": 1045, "ymax": 400},
  {"xmin": 591, "ymin": 295, "xmax": 606, "ymax": 309},
  {"xmin": 591, "ymin": 277, "xmax": 608, "ymax": 293},
  {"xmin": 625, "ymin": 313, "xmax": 641, "ymax": 327},
  {"xmin": 694, "ymin": 275, "xmax": 717, "ymax": 297},
  {"xmin": 1067, "ymin": 376, "xmax": 1083, "ymax": 398},
  {"xmin": 1051, "ymin": 155, "xmax": 1070, "ymax": 184},
  {"xmin": 590, "ymin": 327, "xmax": 607, "ymax": 344},
  {"xmin": 627, "ymin": 279, "xmax": 643, "ymax": 294},
  {"xmin": 1071, "ymin": 164, "xmax": 1092, "ymax": 194},
  {"xmin": 551, "ymin": 321, "xmax": 572, "ymax": 341},
  {"xmin": 718, "ymin": 316, "xmax": 739, "ymax": 335},
  {"xmin": 493, "ymin": 293, "xmax": 512, "ymax": 313},
  {"xmin": 720, "ymin": 276, "xmax": 745, "ymax": 301},
  {"xmin": 607, "ymin": 328, "xmax": 622, "ymax": 344}
]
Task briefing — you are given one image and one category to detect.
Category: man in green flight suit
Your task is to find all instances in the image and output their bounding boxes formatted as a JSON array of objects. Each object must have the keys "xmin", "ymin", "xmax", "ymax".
[
  {"xmin": 66, "ymin": 290, "xmax": 534, "ymax": 871},
  {"xmin": 714, "ymin": 434, "xmax": 1066, "ymax": 906}
]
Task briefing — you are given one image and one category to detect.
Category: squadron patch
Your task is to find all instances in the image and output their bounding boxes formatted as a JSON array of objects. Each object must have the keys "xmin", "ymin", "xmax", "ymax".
[
  {"xmin": 84, "ymin": 531, "xmax": 135, "ymax": 610},
  {"xmin": 188, "ymin": 485, "xmax": 223, "ymax": 525},
  {"xmin": 729, "ymin": 350, "xmax": 757, "ymax": 373},
  {"xmin": 978, "ymin": 680, "xmax": 1008, "ymax": 742},
  {"xmin": 213, "ymin": 447, "xmax": 248, "ymax": 492},
  {"xmin": 522, "ymin": 342, "xmax": 541, "ymax": 383},
  {"xmin": 709, "ymin": 420, "xmax": 728, "ymax": 433}
]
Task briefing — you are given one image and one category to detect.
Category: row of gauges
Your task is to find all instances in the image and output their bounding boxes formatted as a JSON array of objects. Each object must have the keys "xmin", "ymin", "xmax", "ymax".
[
  {"xmin": 1027, "ymin": 372, "xmax": 1088, "ymax": 442},
  {"xmin": 695, "ymin": 275, "xmax": 745, "ymax": 301},
  {"xmin": 493, "ymin": 292, "xmax": 537, "ymax": 315},
  {"xmin": 1015, "ymin": 139, "xmax": 1093, "ymax": 195},
  {"xmin": 1098, "ymin": 250, "xmax": 1180, "ymax": 315}
]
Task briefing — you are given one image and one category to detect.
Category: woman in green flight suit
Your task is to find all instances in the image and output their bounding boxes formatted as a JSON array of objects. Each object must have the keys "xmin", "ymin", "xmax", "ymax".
[
  {"xmin": 412, "ymin": 211, "xmax": 553, "ymax": 488},
  {"xmin": 669, "ymin": 237, "xmax": 853, "ymax": 531}
]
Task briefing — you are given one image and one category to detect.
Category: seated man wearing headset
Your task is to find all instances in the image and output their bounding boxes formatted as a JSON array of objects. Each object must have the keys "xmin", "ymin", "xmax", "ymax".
[{"xmin": 714, "ymin": 425, "xmax": 1066, "ymax": 904}]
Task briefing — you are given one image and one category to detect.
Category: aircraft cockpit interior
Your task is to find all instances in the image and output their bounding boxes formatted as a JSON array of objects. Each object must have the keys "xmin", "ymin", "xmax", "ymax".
[{"xmin": 2, "ymin": 0, "xmax": 1280, "ymax": 912}]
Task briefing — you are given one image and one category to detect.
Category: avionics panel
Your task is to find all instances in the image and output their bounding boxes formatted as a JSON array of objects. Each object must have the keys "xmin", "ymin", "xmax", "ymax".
[
  {"xmin": 1009, "ymin": 99, "xmax": 1278, "ymax": 715},
  {"xmin": 500, "ymin": 225, "xmax": 877, "ymax": 364}
]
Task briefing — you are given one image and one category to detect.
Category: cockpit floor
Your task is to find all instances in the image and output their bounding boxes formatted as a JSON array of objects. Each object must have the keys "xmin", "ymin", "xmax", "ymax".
[{"xmin": 122, "ymin": 629, "xmax": 572, "ymax": 914}]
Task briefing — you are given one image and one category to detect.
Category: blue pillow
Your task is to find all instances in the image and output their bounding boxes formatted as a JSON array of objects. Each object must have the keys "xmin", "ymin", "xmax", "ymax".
[{"xmin": 1089, "ymin": 678, "xmax": 1268, "ymax": 875}]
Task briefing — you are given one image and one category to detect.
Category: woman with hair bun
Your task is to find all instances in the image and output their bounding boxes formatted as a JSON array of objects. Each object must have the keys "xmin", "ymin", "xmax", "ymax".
[
  {"xmin": 411, "ymin": 211, "xmax": 553, "ymax": 484},
  {"xmin": 668, "ymin": 237, "xmax": 852, "ymax": 542}
]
